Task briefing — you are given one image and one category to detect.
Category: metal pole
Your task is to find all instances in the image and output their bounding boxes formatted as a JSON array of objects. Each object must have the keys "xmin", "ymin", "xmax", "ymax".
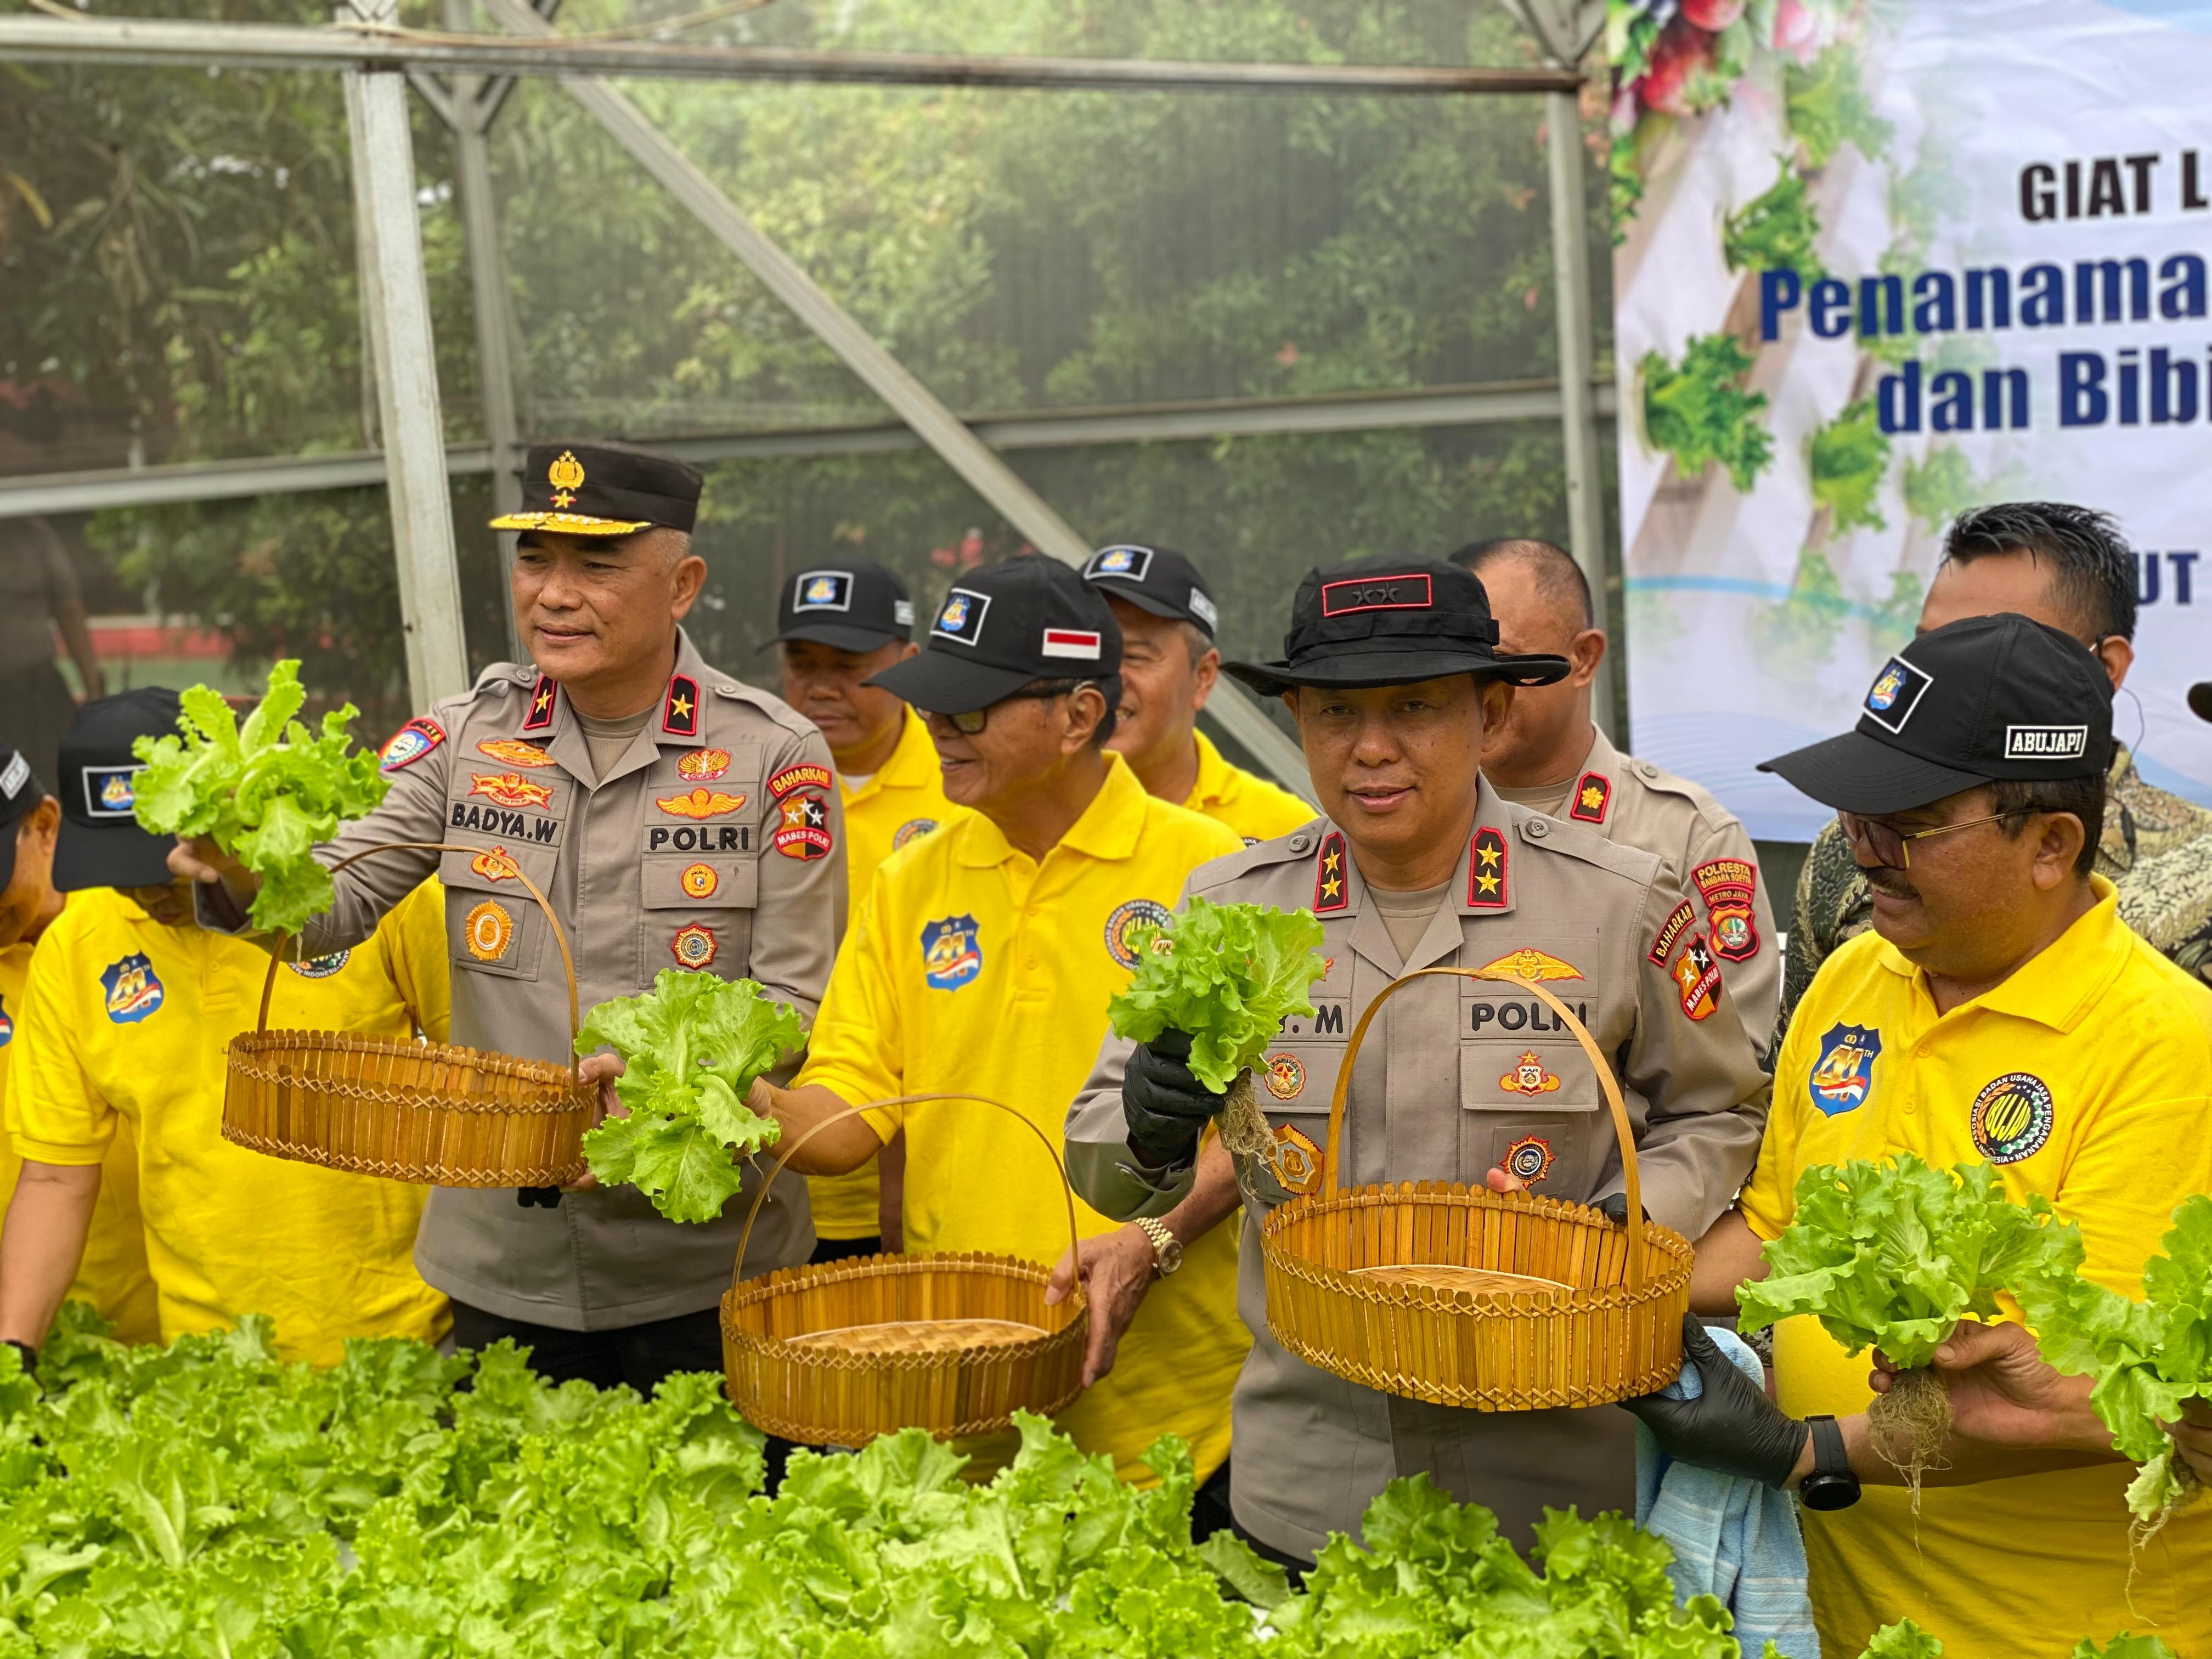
[
  {"xmin": 345, "ymin": 0, "xmax": 471, "ymax": 708},
  {"xmin": 443, "ymin": 0, "xmax": 527, "ymax": 661},
  {"xmin": 475, "ymin": 0, "xmax": 1312, "ymax": 795},
  {"xmin": 0, "ymin": 14, "xmax": 1581, "ymax": 94},
  {"xmin": 1543, "ymin": 78, "xmax": 1617, "ymax": 743}
]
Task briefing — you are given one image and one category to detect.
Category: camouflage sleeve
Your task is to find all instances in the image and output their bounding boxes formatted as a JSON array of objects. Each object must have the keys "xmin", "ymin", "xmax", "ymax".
[
  {"xmin": 2115, "ymin": 830, "xmax": 2212, "ymax": 989},
  {"xmin": 1778, "ymin": 818, "xmax": 1870, "ymax": 1047}
]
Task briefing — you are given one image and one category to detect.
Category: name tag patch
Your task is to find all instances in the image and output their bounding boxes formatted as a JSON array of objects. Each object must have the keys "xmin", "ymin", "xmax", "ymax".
[{"xmin": 2003, "ymin": 724, "xmax": 2088, "ymax": 760}]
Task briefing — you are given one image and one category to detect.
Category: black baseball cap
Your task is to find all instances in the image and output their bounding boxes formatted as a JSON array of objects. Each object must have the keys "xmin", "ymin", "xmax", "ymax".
[
  {"xmin": 867, "ymin": 557, "xmax": 1123, "ymax": 716},
  {"xmin": 1081, "ymin": 543, "xmax": 1220, "ymax": 637},
  {"xmin": 489, "ymin": 441, "xmax": 704, "ymax": 537},
  {"xmin": 1223, "ymin": 556, "xmax": 1570, "ymax": 696},
  {"xmin": 0, "ymin": 748, "xmax": 47, "ymax": 893},
  {"xmin": 53, "ymin": 688, "xmax": 184, "ymax": 892},
  {"xmin": 2190, "ymin": 681, "xmax": 2212, "ymax": 724},
  {"xmin": 771, "ymin": 558, "xmax": 916, "ymax": 652},
  {"xmin": 1758, "ymin": 614, "xmax": 2110, "ymax": 815}
]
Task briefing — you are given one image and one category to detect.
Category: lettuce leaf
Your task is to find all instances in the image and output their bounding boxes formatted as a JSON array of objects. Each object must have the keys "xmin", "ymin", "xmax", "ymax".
[
  {"xmin": 1736, "ymin": 1154, "xmax": 2084, "ymax": 1368},
  {"xmin": 574, "ymin": 970, "xmax": 802, "ymax": 1224},
  {"xmin": 129, "ymin": 659, "xmax": 387, "ymax": 935},
  {"xmin": 2017, "ymin": 1194, "xmax": 2212, "ymax": 1519},
  {"xmin": 1105, "ymin": 898, "xmax": 1325, "ymax": 1092},
  {"xmin": 1640, "ymin": 332, "xmax": 1774, "ymax": 493}
]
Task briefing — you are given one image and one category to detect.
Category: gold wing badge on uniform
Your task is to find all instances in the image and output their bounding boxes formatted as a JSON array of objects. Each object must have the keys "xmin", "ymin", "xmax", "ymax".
[{"xmin": 1475, "ymin": 946, "xmax": 1583, "ymax": 982}]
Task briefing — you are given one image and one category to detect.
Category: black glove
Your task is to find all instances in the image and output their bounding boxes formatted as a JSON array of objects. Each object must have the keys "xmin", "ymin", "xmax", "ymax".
[
  {"xmin": 515, "ymin": 1186, "xmax": 563, "ymax": 1209},
  {"xmin": 1596, "ymin": 1192, "xmax": 1648, "ymax": 1228},
  {"xmin": 1122, "ymin": 1029, "xmax": 1221, "ymax": 1164},
  {"xmin": 3, "ymin": 1338, "xmax": 37, "ymax": 1383},
  {"xmin": 1620, "ymin": 1315, "xmax": 1810, "ymax": 1489}
]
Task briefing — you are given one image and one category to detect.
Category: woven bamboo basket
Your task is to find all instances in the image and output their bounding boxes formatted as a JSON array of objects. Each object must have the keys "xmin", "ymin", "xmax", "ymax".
[
  {"xmin": 722, "ymin": 1094, "xmax": 1088, "ymax": 1446},
  {"xmin": 1260, "ymin": 967, "xmax": 1692, "ymax": 1410},
  {"xmin": 223, "ymin": 841, "xmax": 595, "ymax": 1187}
]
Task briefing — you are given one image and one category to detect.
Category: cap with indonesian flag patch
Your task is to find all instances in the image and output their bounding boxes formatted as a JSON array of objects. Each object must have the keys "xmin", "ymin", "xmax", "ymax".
[
  {"xmin": 867, "ymin": 556, "xmax": 1124, "ymax": 717},
  {"xmin": 1224, "ymin": 556, "xmax": 1570, "ymax": 696}
]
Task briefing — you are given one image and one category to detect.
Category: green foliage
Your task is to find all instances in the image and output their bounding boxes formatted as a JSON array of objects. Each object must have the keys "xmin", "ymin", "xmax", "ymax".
[
  {"xmin": 1807, "ymin": 399, "xmax": 1892, "ymax": 533},
  {"xmin": 1640, "ymin": 333, "xmax": 1774, "ymax": 492},
  {"xmin": 1901, "ymin": 448, "xmax": 1979, "ymax": 533},
  {"xmin": 1750, "ymin": 546, "xmax": 1851, "ymax": 677},
  {"xmin": 2017, "ymin": 1195, "xmax": 2212, "ymax": 1520},
  {"xmin": 1786, "ymin": 44, "xmax": 1893, "ymax": 170},
  {"xmin": 1861, "ymin": 1621, "xmax": 1944, "ymax": 1659},
  {"xmin": 575, "ymin": 970, "xmax": 803, "ymax": 1224},
  {"xmin": 127, "ymin": 659, "xmax": 386, "ymax": 935},
  {"xmin": 1724, "ymin": 162, "xmax": 1824, "ymax": 282},
  {"xmin": 1107, "ymin": 899, "xmax": 1325, "ymax": 1092},
  {"xmin": 3, "ymin": 1313, "xmax": 1776, "ymax": 1658},
  {"xmin": 1867, "ymin": 569, "xmax": 1924, "ymax": 661},
  {"xmin": 2072, "ymin": 1638, "xmax": 2179, "ymax": 1659},
  {"xmin": 1736, "ymin": 1154, "xmax": 2085, "ymax": 1369}
]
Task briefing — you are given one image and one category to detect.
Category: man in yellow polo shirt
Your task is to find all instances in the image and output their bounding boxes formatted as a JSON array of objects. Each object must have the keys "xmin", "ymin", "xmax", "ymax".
[
  {"xmin": 775, "ymin": 557, "xmax": 944, "ymax": 1259},
  {"xmin": 0, "ymin": 739, "xmax": 156, "ymax": 1348},
  {"xmin": 1080, "ymin": 543, "xmax": 1312, "ymax": 845},
  {"xmin": 1633, "ymin": 617, "xmax": 2212, "ymax": 1656},
  {"xmin": 0, "ymin": 692, "xmax": 453, "ymax": 1368},
  {"xmin": 754, "ymin": 556, "xmax": 1246, "ymax": 1487}
]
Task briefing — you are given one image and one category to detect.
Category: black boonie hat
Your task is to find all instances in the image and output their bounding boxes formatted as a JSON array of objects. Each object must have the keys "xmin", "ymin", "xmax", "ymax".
[
  {"xmin": 1081, "ymin": 543, "xmax": 1220, "ymax": 636},
  {"xmin": 2190, "ymin": 681, "xmax": 2212, "ymax": 724},
  {"xmin": 772, "ymin": 558, "xmax": 915, "ymax": 652},
  {"xmin": 0, "ymin": 747, "xmax": 46, "ymax": 893},
  {"xmin": 1758, "ymin": 613, "xmax": 2110, "ymax": 814},
  {"xmin": 53, "ymin": 688, "xmax": 184, "ymax": 892},
  {"xmin": 489, "ymin": 441, "xmax": 703, "ymax": 536},
  {"xmin": 867, "ymin": 557, "xmax": 1122, "ymax": 716},
  {"xmin": 1223, "ymin": 556, "xmax": 1569, "ymax": 696}
]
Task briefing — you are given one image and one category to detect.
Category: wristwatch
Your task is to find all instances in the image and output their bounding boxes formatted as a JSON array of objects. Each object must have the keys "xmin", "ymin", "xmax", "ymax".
[
  {"xmin": 1798, "ymin": 1413, "xmax": 1861, "ymax": 1510},
  {"xmin": 1133, "ymin": 1216, "xmax": 1184, "ymax": 1277}
]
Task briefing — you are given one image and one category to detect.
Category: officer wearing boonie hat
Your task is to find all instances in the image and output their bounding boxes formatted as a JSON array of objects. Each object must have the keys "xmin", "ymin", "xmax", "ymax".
[
  {"xmin": 171, "ymin": 439, "xmax": 842, "ymax": 1392},
  {"xmin": 1065, "ymin": 555, "xmax": 1772, "ymax": 1564},
  {"xmin": 1080, "ymin": 543, "xmax": 1313, "ymax": 847},
  {"xmin": 771, "ymin": 558, "xmax": 937, "ymax": 1262}
]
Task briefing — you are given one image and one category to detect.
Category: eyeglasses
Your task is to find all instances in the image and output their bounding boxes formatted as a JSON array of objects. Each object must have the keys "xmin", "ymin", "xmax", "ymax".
[
  {"xmin": 1836, "ymin": 808, "xmax": 2024, "ymax": 869},
  {"xmin": 932, "ymin": 680, "xmax": 1093, "ymax": 736}
]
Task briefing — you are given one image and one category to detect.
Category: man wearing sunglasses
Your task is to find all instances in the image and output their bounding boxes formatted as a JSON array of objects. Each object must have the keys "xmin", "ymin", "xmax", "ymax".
[
  {"xmin": 1782, "ymin": 501, "xmax": 2212, "ymax": 1040},
  {"xmin": 752, "ymin": 555, "xmax": 1250, "ymax": 1493},
  {"xmin": 1645, "ymin": 615, "xmax": 2212, "ymax": 1658}
]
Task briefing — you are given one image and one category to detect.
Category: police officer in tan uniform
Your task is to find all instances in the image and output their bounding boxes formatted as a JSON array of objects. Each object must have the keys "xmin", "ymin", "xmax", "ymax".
[
  {"xmin": 175, "ymin": 442, "xmax": 842, "ymax": 1390},
  {"xmin": 1454, "ymin": 537, "xmax": 1779, "ymax": 1051},
  {"xmin": 1066, "ymin": 556, "xmax": 1771, "ymax": 1565}
]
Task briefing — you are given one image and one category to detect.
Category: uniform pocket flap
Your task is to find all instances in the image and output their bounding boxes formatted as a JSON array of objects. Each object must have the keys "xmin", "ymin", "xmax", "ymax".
[
  {"xmin": 438, "ymin": 840, "xmax": 559, "ymax": 898},
  {"xmin": 1459, "ymin": 1040, "xmax": 1602, "ymax": 1113},
  {"xmin": 642, "ymin": 855, "xmax": 759, "ymax": 910}
]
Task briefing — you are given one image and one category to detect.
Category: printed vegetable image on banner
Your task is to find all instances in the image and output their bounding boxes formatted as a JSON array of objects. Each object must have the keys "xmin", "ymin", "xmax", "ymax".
[{"xmin": 1611, "ymin": 0, "xmax": 2212, "ymax": 837}]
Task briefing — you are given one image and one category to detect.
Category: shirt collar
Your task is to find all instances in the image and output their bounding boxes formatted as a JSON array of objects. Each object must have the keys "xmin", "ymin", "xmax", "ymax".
[
  {"xmin": 1874, "ymin": 874, "xmax": 2129, "ymax": 1034},
  {"xmin": 953, "ymin": 751, "xmax": 1147, "ymax": 868},
  {"xmin": 1185, "ymin": 729, "xmax": 1233, "ymax": 812},
  {"xmin": 847, "ymin": 707, "xmax": 935, "ymax": 804}
]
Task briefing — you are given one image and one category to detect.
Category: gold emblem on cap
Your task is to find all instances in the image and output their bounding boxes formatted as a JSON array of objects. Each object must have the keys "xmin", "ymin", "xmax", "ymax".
[{"xmin": 548, "ymin": 449, "xmax": 585, "ymax": 509}]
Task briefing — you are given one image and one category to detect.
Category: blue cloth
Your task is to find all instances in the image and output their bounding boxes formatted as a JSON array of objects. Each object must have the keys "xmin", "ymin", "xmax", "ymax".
[{"xmin": 1633, "ymin": 1325, "xmax": 1820, "ymax": 1659}]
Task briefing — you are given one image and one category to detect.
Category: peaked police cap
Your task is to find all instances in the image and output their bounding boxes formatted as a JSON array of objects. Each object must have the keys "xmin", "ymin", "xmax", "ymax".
[
  {"xmin": 1223, "ymin": 556, "xmax": 1569, "ymax": 695},
  {"xmin": 489, "ymin": 441, "xmax": 703, "ymax": 536}
]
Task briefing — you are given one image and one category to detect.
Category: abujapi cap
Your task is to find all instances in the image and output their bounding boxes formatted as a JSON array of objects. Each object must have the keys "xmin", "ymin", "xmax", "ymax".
[
  {"xmin": 867, "ymin": 557, "xmax": 1122, "ymax": 716},
  {"xmin": 0, "ymin": 748, "xmax": 45, "ymax": 893},
  {"xmin": 488, "ymin": 441, "xmax": 703, "ymax": 537},
  {"xmin": 1223, "ymin": 556, "xmax": 1569, "ymax": 696},
  {"xmin": 1758, "ymin": 613, "xmax": 2111, "ymax": 815},
  {"xmin": 53, "ymin": 687, "xmax": 185, "ymax": 892},
  {"xmin": 1081, "ymin": 543, "xmax": 1220, "ymax": 636},
  {"xmin": 772, "ymin": 558, "xmax": 916, "ymax": 652}
]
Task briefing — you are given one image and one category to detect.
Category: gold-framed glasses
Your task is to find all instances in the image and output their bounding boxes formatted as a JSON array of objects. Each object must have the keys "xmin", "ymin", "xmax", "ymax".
[{"xmin": 1836, "ymin": 809, "xmax": 2022, "ymax": 869}]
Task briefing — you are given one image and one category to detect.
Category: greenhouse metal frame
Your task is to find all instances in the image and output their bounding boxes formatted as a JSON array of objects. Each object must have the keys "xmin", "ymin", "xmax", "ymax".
[{"xmin": 0, "ymin": 0, "xmax": 1612, "ymax": 785}]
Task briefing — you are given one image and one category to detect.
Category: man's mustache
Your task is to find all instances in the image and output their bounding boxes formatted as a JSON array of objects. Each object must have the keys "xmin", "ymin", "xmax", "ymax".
[{"xmin": 1860, "ymin": 865, "xmax": 1916, "ymax": 900}]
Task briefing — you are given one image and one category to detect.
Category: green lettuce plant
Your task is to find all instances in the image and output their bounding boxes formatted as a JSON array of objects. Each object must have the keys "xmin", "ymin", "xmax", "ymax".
[
  {"xmin": 575, "ymin": 970, "xmax": 803, "ymax": 1224},
  {"xmin": 129, "ymin": 658, "xmax": 387, "ymax": 935},
  {"xmin": 1640, "ymin": 333, "xmax": 1774, "ymax": 492}
]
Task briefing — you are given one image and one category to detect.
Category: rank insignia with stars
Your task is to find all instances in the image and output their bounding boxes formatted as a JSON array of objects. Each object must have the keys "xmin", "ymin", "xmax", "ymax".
[
  {"xmin": 1467, "ymin": 827, "xmax": 1508, "ymax": 907},
  {"xmin": 1568, "ymin": 771, "xmax": 1610, "ymax": 824},
  {"xmin": 662, "ymin": 674, "xmax": 700, "ymax": 738},
  {"xmin": 522, "ymin": 673, "xmax": 557, "ymax": 731},
  {"xmin": 1313, "ymin": 831, "xmax": 1348, "ymax": 913}
]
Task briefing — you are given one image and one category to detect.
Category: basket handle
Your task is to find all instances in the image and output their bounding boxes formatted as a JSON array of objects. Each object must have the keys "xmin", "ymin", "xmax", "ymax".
[
  {"xmin": 1320, "ymin": 965, "xmax": 1645, "ymax": 1293},
  {"xmin": 734, "ymin": 1093, "xmax": 1083, "ymax": 1294},
  {"xmin": 253, "ymin": 840, "xmax": 583, "ymax": 1088}
]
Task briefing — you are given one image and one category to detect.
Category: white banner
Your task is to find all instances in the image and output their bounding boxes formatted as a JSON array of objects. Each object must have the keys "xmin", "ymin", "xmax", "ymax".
[{"xmin": 1610, "ymin": 0, "xmax": 2212, "ymax": 840}]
